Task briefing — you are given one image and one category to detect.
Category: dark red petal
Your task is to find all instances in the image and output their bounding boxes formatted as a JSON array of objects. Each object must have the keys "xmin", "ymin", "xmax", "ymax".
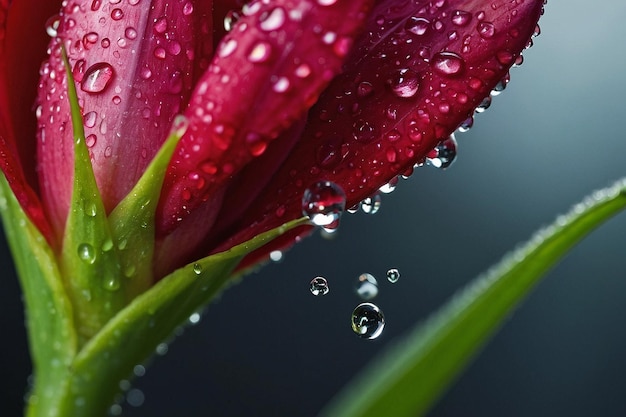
[
  {"xmin": 155, "ymin": 0, "xmax": 373, "ymax": 271},
  {"xmin": 211, "ymin": 0, "xmax": 545, "ymax": 258},
  {"xmin": 37, "ymin": 0, "xmax": 213, "ymax": 237},
  {"xmin": 0, "ymin": 0, "xmax": 57, "ymax": 242}
]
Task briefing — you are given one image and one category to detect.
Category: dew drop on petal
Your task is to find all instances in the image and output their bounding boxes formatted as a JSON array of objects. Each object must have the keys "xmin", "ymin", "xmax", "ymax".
[
  {"xmin": 355, "ymin": 273, "xmax": 378, "ymax": 300},
  {"xmin": 84, "ymin": 111, "xmax": 97, "ymax": 128},
  {"xmin": 405, "ymin": 16, "xmax": 430, "ymax": 36},
  {"xmin": 451, "ymin": 10, "xmax": 472, "ymax": 26},
  {"xmin": 386, "ymin": 268, "xmax": 400, "ymax": 283},
  {"xmin": 224, "ymin": 10, "xmax": 241, "ymax": 32},
  {"xmin": 80, "ymin": 62, "xmax": 115, "ymax": 94},
  {"xmin": 310, "ymin": 277, "xmax": 330, "ymax": 296},
  {"xmin": 361, "ymin": 194, "xmax": 382, "ymax": 215},
  {"xmin": 426, "ymin": 135, "xmax": 457, "ymax": 169},
  {"xmin": 77, "ymin": 243, "xmax": 96, "ymax": 264},
  {"xmin": 45, "ymin": 15, "xmax": 61, "ymax": 37},
  {"xmin": 351, "ymin": 303, "xmax": 385, "ymax": 339},
  {"xmin": 477, "ymin": 21, "xmax": 495, "ymax": 38},
  {"xmin": 388, "ymin": 69, "xmax": 419, "ymax": 98},
  {"xmin": 432, "ymin": 51, "xmax": 465, "ymax": 76},
  {"xmin": 302, "ymin": 181, "xmax": 346, "ymax": 227},
  {"xmin": 260, "ymin": 7, "xmax": 285, "ymax": 31},
  {"xmin": 248, "ymin": 41, "xmax": 272, "ymax": 63}
]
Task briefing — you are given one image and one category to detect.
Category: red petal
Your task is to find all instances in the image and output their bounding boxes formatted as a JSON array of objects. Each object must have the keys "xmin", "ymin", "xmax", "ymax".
[
  {"xmin": 154, "ymin": 0, "xmax": 373, "ymax": 272},
  {"xmin": 211, "ymin": 0, "xmax": 545, "ymax": 259},
  {"xmin": 37, "ymin": 0, "xmax": 213, "ymax": 236},
  {"xmin": 0, "ymin": 0, "xmax": 58, "ymax": 242}
]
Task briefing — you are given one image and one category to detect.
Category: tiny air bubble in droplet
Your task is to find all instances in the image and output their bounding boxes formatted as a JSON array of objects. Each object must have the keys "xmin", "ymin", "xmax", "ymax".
[
  {"xmin": 355, "ymin": 273, "xmax": 378, "ymax": 300},
  {"xmin": 310, "ymin": 277, "xmax": 330, "ymax": 296},
  {"xmin": 351, "ymin": 303, "xmax": 385, "ymax": 339}
]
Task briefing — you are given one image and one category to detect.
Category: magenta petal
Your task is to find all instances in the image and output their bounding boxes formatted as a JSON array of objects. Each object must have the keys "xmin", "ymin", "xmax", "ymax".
[
  {"xmin": 0, "ymin": 0, "xmax": 58, "ymax": 242},
  {"xmin": 157, "ymin": 0, "xmax": 374, "ymax": 239},
  {"xmin": 212, "ymin": 0, "xmax": 545, "ymax": 259},
  {"xmin": 36, "ymin": 0, "xmax": 213, "ymax": 236}
]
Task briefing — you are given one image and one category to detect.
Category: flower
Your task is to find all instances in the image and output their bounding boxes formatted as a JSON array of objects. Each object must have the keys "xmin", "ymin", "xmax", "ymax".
[{"xmin": 0, "ymin": 0, "xmax": 545, "ymax": 279}]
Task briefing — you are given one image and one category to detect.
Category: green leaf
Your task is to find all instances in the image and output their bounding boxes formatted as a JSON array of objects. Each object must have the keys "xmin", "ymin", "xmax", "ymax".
[
  {"xmin": 0, "ymin": 175, "xmax": 77, "ymax": 417},
  {"xmin": 108, "ymin": 116, "xmax": 188, "ymax": 301},
  {"xmin": 59, "ymin": 49, "xmax": 124, "ymax": 344},
  {"xmin": 321, "ymin": 178, "xmax": 626, "ymax": 417},
  {"xmin": 56, "ymin": 217, "xmax": 309, "ymax": 417}
]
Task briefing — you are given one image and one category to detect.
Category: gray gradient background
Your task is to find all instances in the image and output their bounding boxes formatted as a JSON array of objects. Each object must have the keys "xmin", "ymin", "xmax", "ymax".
[{"xmin": 2, "ymin": 1, "xmax": 626, "ymax": 416}]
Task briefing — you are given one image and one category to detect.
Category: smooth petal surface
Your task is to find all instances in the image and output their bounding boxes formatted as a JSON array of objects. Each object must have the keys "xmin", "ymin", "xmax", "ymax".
[
  {"xmin": 37, "ymin": 0, "xmax": 213, "ymax": 237},
  {"xmin": 211, "ymin": 0, "xmax": 545, "ymax": 260},
  {"xmin": 0, "ymin": 0, "xmax": 58, "ymax": 241},
  {"xmin": 155, "ymin": 0, "xmax": 373, "ymax": 272}
]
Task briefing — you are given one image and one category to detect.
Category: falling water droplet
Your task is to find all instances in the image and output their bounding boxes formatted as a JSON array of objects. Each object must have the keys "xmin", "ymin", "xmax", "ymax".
[
  {"xmin": 386, "ymin": 268, "xmax": 400, "ymax": 283},
  {"xmin": 302, "ymin": 181, "xmax": 346, "ymax": 227},
  {"xmin": 355, "ymin": 273, "xmax": 378, "ymax": 300},
  {"xmin": 77, "ymin": 243, "xmax": 96, "ymax": 264},
  {"xmin": 426, "ymin": 135, "xmax": 457, "ymax": 169},
  {"xmin": 351, "ymin": 303, "xmax": 385, "ymax": 339},
  {"xmin": 80, "ymin": 62, "xmax": 115, "ymax": 94},
  {"xmin": 310, "ymin": 277, "xmax": 330, "ymax": 296}
]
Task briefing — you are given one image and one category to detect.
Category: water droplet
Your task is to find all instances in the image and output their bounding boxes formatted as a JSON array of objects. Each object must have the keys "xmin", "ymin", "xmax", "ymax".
[
  {"xmin": 451, "ymin": 10, "xmax": 472, "ymax": 26},
  {"xmin": 188, "ymin": 312, "xmax": 201, "ymax": 324},
  {"xmin": 84, "ymin": 111, "xmax": 97, "ymax": 128},
  {"xmin": 477, "ymin": 21, "xmax": 495, "ymax": 38},
  {"xmin": 361, "ymin": 194, "xmax": 382, "ymax": 214},
  {"xmin": 155, "ymin": 343, "xmax": 169, "ymax": 356},
  {"xmin": 426, "ymin": 135, "xmax": 457, "ymax": 169},
  {"xmin": 111, "ymin": 8, "xmax": 124, "ymax": 20},
  {"xmin": 103, "ymin": 275, "xmax": 120, "ymax": 291},
  {"xmin": 405, "ymin": 16, "xmax": 430, "ymax": 36},
  {"xmin": 272, "ymin": 76, "xmax": 290, "ymax": 93},
  {"xmin": 386, "ymin": 268, "xmax": 400, "ymax": 283},
  {"xmin": 125, "ymin": 27, "xmax": 138, "ymax": 40},
  {"xmin": 154, "ymin": 16, "xmax": 168, "ymax": 34},
  {"xmin": 77, "ymin": 243, "xmax": 96, "ymax": 264},
  {"xmin": 388, "ymin": 69, "xmax": 419, "ymax": 98},
  {"xmin": 248, "ymin": 41, "xmax": 272, "ymax": 63},
  {"xmin": 379, "ymin": 177, "xmax": 398, "ymax": 194},
  {"xmin": 45, "ymin": 15, "xmax": 61, "ymax": 37},
  {"xmin": 317, "ymin": 0, "xmax": 338, "ymax": 5},
  {"xmin": 355, "ymin": 273, "xmax": 378, "ymax": 300},
  {"xmin": 269, "ymin": 250, "xmax": 283, "ymax": 262},
  {"xmin": 260, "ymin": 7, "xmax": 285, "ymax": 31},
  {"xmin": 302, "ymin": 181, "xmax": 346, "ymax": 227},
  {"xmin": 126, "ymin": 388, "xmax": 145, "ymax": 407},
  {"xmin": 351, "ymin": 303, "xmax": 385, "ymax": 339},
  {"xmin": 192, "ymin": 263, "xmax": 202, "ymax": 275},
  {"xmin": 80, "ymin": 62, "xmax": 115, "ymax": 94},
  {"xmin": 310, "ymin": 277, "xmax": 330, "ymax": 296},
  {"xmin": 84, "ymin": 201, "xmax": 97, "ymax": 217},
  {"xmin": 182, "ymin": 1, "xmax": 194, "ymax": 15},
  {"xmin": 432, "ymin": 51, "xmax": 465, "ymax": 76},
  {"xmin": 475, "ymin": 95, "xmax": 491, "ymax": 113}
]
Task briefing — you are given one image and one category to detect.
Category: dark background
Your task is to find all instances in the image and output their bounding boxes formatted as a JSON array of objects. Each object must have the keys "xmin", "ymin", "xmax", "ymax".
[{"xmin": 3, "ymin": 1, "xmax": 626, "ymax": 416}]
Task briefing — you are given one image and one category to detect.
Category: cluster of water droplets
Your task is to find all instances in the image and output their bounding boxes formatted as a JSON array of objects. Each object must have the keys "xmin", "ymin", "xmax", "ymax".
[{"xmin": 309, "ymin": 268, "xmax": 400, "ymax": 340}]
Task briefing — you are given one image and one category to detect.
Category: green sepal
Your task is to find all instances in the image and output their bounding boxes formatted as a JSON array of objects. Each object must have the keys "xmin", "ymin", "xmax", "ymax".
[
  {"xmin": 108, "ymin": 116, "xmax": 188, "ymax": 302},
  {"xmin": 56, "ymin": 217, "xmax": 308, "ymax": 416},
  {"xmin": 59, "ymin": 49, "xmax": 124, "ymax": 344},
  {"xmin": 0, "ymin": 175, "xmax": 77, "ymax": 417},
  {"xmin": 321, "ymin": 179, "xmax": 626, "ymax": 417}
]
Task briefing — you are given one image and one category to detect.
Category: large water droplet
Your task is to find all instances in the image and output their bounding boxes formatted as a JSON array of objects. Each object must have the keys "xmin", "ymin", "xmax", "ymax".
[
  {"xmin": 310, "ymin": 277, "xmax": 330, "ymax": 296},
  {"xmin": 432, "ymin": 51, "xmax": 465, "ymax": 76},
  {"xmin": 355, "ymin": 273, "xmax": 378, "ymax": 300},
  {"xmin": 81, "ymin": 62, "xmax": 115, "ymax": 94},
  {"xmin": 302, "ymin": 181, "xmax": 346, "ymax": 227},
  {"xmin": 77, "ymin": 243, "xmax": 96, "ymax": 264},
  {"xmin": 388, "ymin": 69, "xmax": 420, "ymax": 98},
  {"xmin": 351, "ymin": 303, "xmax": 385, "ymax": 339},
  {"xmin": 426, "ymin": 135, "xmax": 457, "ymax": 169},
  {"xmin": 45, "ymin": 14, "xmax": 61, "ymax": 37},
  {"xmin": 386, "ymin": 268, "xmax": 400, "ymax": 283},
  {"xmin": 477, "ymin": 21, "xmax": 495, "ymax": 38}
]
